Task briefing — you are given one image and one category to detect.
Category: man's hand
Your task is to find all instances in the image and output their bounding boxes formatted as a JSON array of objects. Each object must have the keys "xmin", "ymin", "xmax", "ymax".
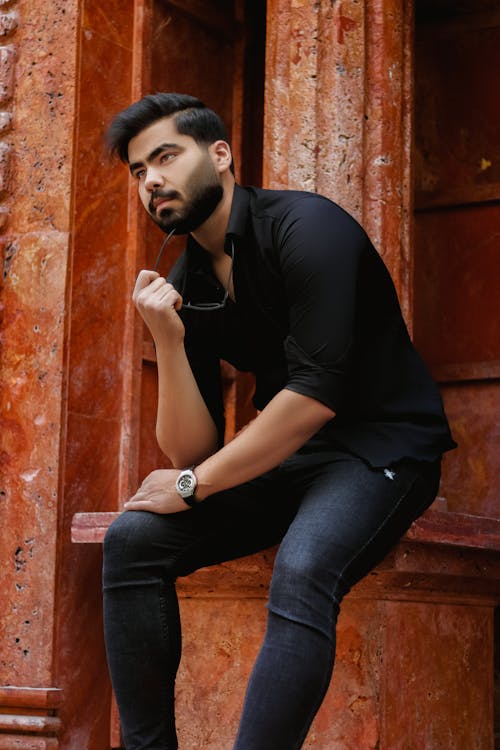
[
  {"xmin": 132, "ymin": 270, "xmax": 185, "ymax": 344},
  {"xmin": 124, "ymin": 469, "xmax": 191, "ymax": 514}
]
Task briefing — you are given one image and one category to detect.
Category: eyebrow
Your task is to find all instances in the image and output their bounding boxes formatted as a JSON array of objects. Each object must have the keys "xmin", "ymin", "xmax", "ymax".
[{"xmin": 129, "ymin": 142, "xmax": 181, "ymax": 174}]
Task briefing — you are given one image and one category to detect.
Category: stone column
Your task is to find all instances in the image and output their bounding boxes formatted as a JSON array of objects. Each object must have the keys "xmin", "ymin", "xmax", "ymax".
[
  {"xmin": 264, "ymin": 0, "xmax": 414, "ymax": 318},
  {"xmin": 0, "ymin": 0, "xmax": 138, "ymax": 747},
  {"xmin": 0, "ymin": 1, "xmax": 79, "ymax": 746}
]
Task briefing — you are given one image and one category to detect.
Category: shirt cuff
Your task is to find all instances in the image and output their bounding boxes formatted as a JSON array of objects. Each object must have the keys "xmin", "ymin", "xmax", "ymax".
[{"xmin": 284, "ymin": 334, "xmax": 348, "ymax": 413}]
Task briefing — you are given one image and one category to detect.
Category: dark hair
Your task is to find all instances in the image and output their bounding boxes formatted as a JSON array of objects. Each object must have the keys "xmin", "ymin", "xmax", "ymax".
[{"xmin": 106, "ymin": 92, "xmax": 232, "ymax": 166}]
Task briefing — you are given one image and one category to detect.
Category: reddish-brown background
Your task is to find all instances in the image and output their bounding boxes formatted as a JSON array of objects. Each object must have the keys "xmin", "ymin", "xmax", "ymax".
[{"xmin": 1, "ymin": 1, "xmax": 499, "ymax": 748}]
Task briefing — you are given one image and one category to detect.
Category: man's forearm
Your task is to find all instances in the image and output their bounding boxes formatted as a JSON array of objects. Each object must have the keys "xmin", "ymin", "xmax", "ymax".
[
  {"xmin": 155, "ymin": 342, "xmax": 219, "ymax": 468},
  {"xmin": 123, "ymin": 389, "xmax": 335, "ymax": 516},
  {"xmin": 194, "ymin": 389, "xmax": 335, "ymax": 499}
]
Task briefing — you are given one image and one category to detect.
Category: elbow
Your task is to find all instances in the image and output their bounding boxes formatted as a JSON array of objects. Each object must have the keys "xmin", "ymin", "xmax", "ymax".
[
  {"xmin": 156, "ymin": 428, "xmax": 218, "ymax": 470},
  {"xmin": 155, "ymin": 431, "xmax": 184, "ymax": 470},
  {"xmin": 317, "ymin": 401, "xmax": 336, "ymax": 423},
  {"xmin": 155, "ymin": 427, "xmax": 180, "ymax": 468}
]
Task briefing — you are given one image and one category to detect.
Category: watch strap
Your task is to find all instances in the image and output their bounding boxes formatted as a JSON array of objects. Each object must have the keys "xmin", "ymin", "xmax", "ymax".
[{"xmin": 182, "ymin": 493, "xmax": 199, "ymax": 509}]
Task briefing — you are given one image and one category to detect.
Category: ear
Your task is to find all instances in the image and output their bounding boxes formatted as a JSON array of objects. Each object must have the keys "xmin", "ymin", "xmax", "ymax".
[{"xmin": 209, "ymin": 140, "xmax": 233, "ymax": 174}]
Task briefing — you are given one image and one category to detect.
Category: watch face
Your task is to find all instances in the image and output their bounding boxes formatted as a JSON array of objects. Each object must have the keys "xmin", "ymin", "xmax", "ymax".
[{"xmin": 176, "ymin": 470, "xmax": 196, "ymax": 497}]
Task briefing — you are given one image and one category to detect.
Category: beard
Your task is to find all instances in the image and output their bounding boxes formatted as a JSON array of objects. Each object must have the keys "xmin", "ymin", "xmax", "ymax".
[{"xmin": 148, "ymin": 156, "xmax": 223, "ymax": 235}]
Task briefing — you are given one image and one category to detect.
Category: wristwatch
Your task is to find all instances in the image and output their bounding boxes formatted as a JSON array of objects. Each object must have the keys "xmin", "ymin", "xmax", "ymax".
[{"xmin": 175, "ymin": 467, "xmax": 199, "ymax": 508}]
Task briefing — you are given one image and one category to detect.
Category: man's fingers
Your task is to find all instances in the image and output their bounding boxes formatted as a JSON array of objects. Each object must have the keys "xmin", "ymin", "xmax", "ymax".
[
  {"xmin": 155, "ymin": 284, "xmax": 183, "ymax": 310},
  {"xmin": 133, "ymin": 270, "xmax": 160, "ymax": 299},
  {"xmin": 133, "ymin": 273, "xmax": 182, "ymax": 310},
  {"xmin": 124, "ymin": 498, "xmax": 152, "ymax": 511},
  {"xmin": 134, "ymin": 275, "xmax": 167, "ymax": 303}
]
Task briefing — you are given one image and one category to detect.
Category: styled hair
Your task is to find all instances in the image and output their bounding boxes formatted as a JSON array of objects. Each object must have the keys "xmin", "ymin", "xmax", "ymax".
[{"xmin": 106, "ymin": 92, "xmax": 232, "ymax": 165}]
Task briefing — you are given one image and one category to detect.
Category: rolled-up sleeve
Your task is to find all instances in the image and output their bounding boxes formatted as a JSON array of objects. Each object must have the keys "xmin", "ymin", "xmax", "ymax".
[{"xmin": 276, "ymin": 196, "xmax": 366, "ymax": 412}]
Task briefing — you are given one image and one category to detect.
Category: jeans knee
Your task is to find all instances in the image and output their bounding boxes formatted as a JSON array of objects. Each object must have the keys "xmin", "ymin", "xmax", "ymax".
[
  {"xmin": 268, "ymin": 547, "xmax": 343, "ymax": 640},
  {"xmin": 271, "ymin": 546, "xmax": 329, "ymax": 595},
  {"xmin": 103, "ymin": 511, "xmax": 163, "ymax": 581},
  {"xmin": 104, "ymin": 511, "xmax": 143, "ymax": 558}
]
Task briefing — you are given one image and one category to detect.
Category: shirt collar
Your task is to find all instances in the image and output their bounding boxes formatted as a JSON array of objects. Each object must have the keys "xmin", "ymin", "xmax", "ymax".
[
  {"xmin": 225, "ymin": 184, "xmax": 250, "ymax": 247},
  {"xmin": 186, "ymin": 183, "xmax": 250, "ymax": 260}
]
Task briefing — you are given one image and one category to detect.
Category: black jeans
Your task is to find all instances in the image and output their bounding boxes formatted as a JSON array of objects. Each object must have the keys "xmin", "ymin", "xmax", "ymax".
[{"xmin": 103, "ymin": 442, "xmax": 441, "ymax": 750}]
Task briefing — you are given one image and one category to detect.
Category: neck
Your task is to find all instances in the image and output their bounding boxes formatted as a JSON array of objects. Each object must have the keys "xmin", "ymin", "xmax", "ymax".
[{"xmin": 191, "ymin": 177, "xmax": 235, "ymax": 257}]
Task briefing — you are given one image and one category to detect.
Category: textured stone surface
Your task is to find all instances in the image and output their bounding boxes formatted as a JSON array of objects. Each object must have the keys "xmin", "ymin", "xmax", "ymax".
[
  {"xmin": 0, "ymin": 45, "xmax": 15, "ymax": 104},
  {"xmin": 0, "ymin": 2, "xmax": 79, "ymax": 748},
  {"xmin": 439, "ymin": 381, "xmax": 500, "ymax": 518},
  {"xmin": 173, "ymin": 598, "xmax": 383, "ymax": 749},
  {"xmin": 1, "ymin": 1, "xmax": 499, "ymax": 749},
  {"xmin": 1, "ymin": 227, "xmax": 68, "ymax": 685},
  {"xmin": 380, "ymin": 602, "xmax": 493, "ymax": 749},
  {"xmin": 53, "ymin": 2, "xmax": 137, "ymax": 747},
  {"xmin": 0, "ymin": 0, "xmax": 131, "ymax": 747},
  {"xmin": 264, "ymin": 0, "xmax": 413, "ymax": 320}
]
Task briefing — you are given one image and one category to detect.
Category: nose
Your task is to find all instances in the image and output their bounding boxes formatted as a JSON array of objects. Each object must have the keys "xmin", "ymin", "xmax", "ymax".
[{"xmin": 144, "ymin": 165, "xmax": 165, "ymax": 192}]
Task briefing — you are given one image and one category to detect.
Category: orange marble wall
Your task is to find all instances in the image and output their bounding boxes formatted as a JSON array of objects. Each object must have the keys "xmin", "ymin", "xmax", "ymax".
[
  {"xmin": 379, "ymin": 601, "xmax": 492, "ymax": 749},
  {"xmin": 54, "ymin": 1, "xmax": 138, "ymax": 747},
  {"xmin": 169, "ymin": 537, "xmax": 498, "ymax": 749},
  {"xmin": 0, "ymin": 0, "xmax": 78, "ymax": 694},
  {"xmin": 412, "ymin": 8, "xmax": 500, "ymax": 521},
  {"xmin": 173, "ymin": 597, "xmax": 384, "ymax": 749},
  {"xmin": 1, "ymin": 1, "xmax": 498, "ymax": 748},
  {"xmin": 264, "ymin": 0, "xmax": 414, "ymax": 319},
  {"xmin": 0, "ymin": 0, "xmax": 80, "ymax": 745},
  {"xmin": 0, "ymin": 0, "xmax": 140, "ymax": 747}
]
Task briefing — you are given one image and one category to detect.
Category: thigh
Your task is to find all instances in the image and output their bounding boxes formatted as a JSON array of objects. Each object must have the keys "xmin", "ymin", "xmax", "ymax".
[
  {"xmin": 268, "ymin": 456, "xmax": 441, "ymax": 637},
  {"xmin": 103, "ymin": 467, "xmax": 300, "ymax": 584}
]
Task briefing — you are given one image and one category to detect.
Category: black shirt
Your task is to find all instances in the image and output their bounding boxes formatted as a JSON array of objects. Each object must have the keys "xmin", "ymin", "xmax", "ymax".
[{"xmin": 168, "ymin": 184, "xmax": 456, "ymax": 467}]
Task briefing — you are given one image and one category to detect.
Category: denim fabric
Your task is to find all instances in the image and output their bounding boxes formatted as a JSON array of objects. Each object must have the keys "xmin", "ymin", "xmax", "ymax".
[{"xmin": 103, "ymin": 446, "xmax": 440, "ymax": 750}]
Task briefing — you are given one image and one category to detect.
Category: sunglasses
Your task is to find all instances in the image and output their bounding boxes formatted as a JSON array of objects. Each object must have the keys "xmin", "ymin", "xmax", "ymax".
[{"xmin": 153, "ymin": 229, "xmax": 234, "ymax": 312}]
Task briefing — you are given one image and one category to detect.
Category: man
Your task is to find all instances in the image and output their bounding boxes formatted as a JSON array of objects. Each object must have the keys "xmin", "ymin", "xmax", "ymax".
[{"xmin": 103, "ymin": 93, "xmax": 455, "ymax": 750}]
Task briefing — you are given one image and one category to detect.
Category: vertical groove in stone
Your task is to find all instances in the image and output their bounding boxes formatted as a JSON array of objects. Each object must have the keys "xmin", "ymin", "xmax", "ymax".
[
  {"xmin": 363, "ymin": 0, "xmax": 414, "ymax": 318},
  {"xmin": 315, "ymin": 0, "xmax": 367, "ymax": 217},
  {"xmin": 264, "ymin": 0, "xmax": 414, "ymax": 314},
  {"xmin": 0, "ymin": 3, "xmax": 17, "ymax": 233},
  {"xmin": 263, "ymin": 0, "xmax": 292, "ymax": 189}
]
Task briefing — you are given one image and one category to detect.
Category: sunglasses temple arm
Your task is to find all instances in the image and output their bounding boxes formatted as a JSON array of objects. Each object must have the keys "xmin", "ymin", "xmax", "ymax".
[{"xmin": 153, "ymin": 228, "xmax": 176, "ymax": 272}]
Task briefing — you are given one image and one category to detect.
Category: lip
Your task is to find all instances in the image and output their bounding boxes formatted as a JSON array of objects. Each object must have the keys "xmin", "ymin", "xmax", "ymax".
[{"xmin": 154, "ymin": 198, "xmax": 174, "ymax": 213}]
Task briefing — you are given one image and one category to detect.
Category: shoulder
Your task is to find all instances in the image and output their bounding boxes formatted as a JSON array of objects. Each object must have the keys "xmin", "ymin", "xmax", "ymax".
[
  {"xmin": 245, "ymin": 186, "xmax": 366, "ymax": 243},
  {"xmin": 245, "ymin": 185, "xmax": 343, "ymax": 217}
]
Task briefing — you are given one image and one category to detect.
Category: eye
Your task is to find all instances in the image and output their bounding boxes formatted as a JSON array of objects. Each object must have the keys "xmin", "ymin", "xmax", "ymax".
[
  {"xmin": 132, "ymin": 168, "xmax": 146, "ymax": 180},
  {"xmin": 160, "ymin": 152, "xmax": 175, "ymax": 164}
]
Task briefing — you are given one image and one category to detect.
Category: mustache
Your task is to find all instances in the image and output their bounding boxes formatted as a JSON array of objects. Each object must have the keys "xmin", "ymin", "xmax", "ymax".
[{"xmin": 149, "ymin": 189, "xmax": 182, "ymax": 213}]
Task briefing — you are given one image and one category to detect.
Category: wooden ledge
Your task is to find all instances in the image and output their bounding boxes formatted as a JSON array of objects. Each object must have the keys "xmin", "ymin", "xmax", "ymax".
[
  {"xmin": 71, "ymin": 512, "xmax": 119, "ymax": 544},
  {"xmin": 71, "ymin": 506, "xmax": 500, "ymax": 552},
  {"xmin": 0, "ymin": 686, "xmax": 63, "ymax": 710}
]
